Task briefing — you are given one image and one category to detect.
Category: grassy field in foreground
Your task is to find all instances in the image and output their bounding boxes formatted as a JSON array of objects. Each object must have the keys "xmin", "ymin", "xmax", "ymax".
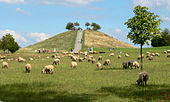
[{"xmin": 0, "ymin": 47, "xmax": 170, "ymax": 102}]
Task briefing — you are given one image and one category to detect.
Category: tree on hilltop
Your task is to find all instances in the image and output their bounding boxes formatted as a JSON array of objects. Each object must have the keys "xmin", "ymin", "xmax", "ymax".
[
  {"xmin": 91, "ymin": 22, "xmax": 101, "ymax": 31},
  {"xmin": 66, "ymin": 22, "xmax": 74, "ymax": 30},
  {"xmin": 85, "ymin": 22, "xmax": 90, "ymax": 29}
]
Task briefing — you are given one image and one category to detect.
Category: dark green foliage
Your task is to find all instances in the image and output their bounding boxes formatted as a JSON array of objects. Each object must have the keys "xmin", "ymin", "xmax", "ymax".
[
  {"xmin": 66, "ymin": 22, "xmax": 74, "ymax": 30},
  {"xmin": 124, "ymin": 5, "xmax": 162, "ymax": 70},
  {"xmin": 0, "ymin": 34, "xmax": 20, "ymax": 53},
  {"xmin": 151, "ymin": 28, "xmax": 170, "ymax": 47},
  {"xmin": 85, "ymin": 22, "xmax": 90, "ymax": 28},
  {"xmin": 91, "ymin": 22, "xmax": 101, "ymax": 31},
  {"xmin": 74, "ymin": 22, "xmax": 80, "ymax": 27}
]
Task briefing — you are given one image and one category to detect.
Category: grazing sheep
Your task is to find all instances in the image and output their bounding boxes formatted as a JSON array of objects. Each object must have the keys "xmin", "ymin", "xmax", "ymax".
[
  {"xmin": 0, "ymin": 55, "xmax": 6, "ymax": 59},
  {"xmin": 103, "ymin": 59, "xmax": 110, "ymax": 66},
  {"xmin": 53, "ymin": 59, "xmax": 60, "ymax": 65},
  {"xmin": 167, "ymin": 54, "xmax": 170, "ymax": 58},
  {"xmin": 151, "ymin": 53, "xmax": 155, "ymax": 56},
  {"xmin": 71, "ymin": 61, "xmax": 77, "ymax": 68},
  {"xmin": 146, "ymin": 54, "xmax": 151, "ymax": 58},
  {"xmin": 71, "ymin": 56, "xmax": 77, "ymax": 61},
  {"xmin": 78, "ymin": 57, "xmax": 84, "ymax": 62},
  {"xmin": 51, "ymin": 55, "xmax": 56, "ymax": 58},
  {"xmin": 29, "ymin": 58, "xmax": 34, "ymax": 61},
  {"xmin": 137, "ymin": 55, "xmax": 144, "ymax": 60},
  {"xmin": 18, "ymin": 57, "xmax": 26, "ymax": 62},
  {"xmin": 91, "ymin": 58, "xmax": 96, "ymax": 64},
  {"xmin": 125, "ymin": 53, "xmax": 129, "ymax": 57},
  {"xmin": 83, "ymin": 56, "xmax": 87, "ymax": 60},
  {"xmin": 164, "ymin": 51, "xmax": 167, "ymax": 54},
  {"xmin": 137, "ymin": 72, "xmax": 149, "ymax": 86},
  {"xmin": 88, "ymin": 57, "xmax": 92, "ymax": 62},
  {"xmin": 109, "ymin": 53, "xmax": 114, "ymax": 56},
  {"xmin": 84, "ymin": 52, "xmax": 88, "ymax": 56},
  {"xmin": 146, "ymin": 52, "xmax": 151, "ymax": 55},
  {"xmin": 98, "ymin": 56, "xmax": 102, "ymax": 61},
  {"xmin": 96, "ymin": 62, "xmax": 102, "ymax": 70},
  {"xmin": 42, "ymin": 65, "xmax": 54, "ymax": 74},
  {"xmin": 25, "ymin": 64, "xmax": 31, "ymax": 73},
  {"xmin": 155, "ymin": 53, "xmax": 160, "ymax": 56},
  {"xmin": 2, "ymin": 62, "xmax": 8, "ymax": 68},
  {"xmin": 122, "ymin": 62, "xmax": 128, "ymax": 69},
  {"xmin": 148, "ymin": 56, "xmax": 153, "ymax": 60},
  {"xmin": 46, "ymin": 56, "xmax": 50, "ymax": 59},
  {"xmin": 128, "ymin": 61, "xmax": 139, "ymax": 69},
  {"xmin": 118, "ymin": 55, "xmax": 121, "ymax": 59},
  {"xmin": 167, "ymin": 50, "xmax": 170, "ymax": 53}
]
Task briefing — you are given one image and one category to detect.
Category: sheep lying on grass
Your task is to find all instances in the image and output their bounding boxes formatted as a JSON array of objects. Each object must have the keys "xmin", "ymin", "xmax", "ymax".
[
  {"xmin": 42, "ymin": 65, "xmax": 54, "ymax": 74},
  {"xmin": 96, "ymin": 62, "xmax": 102, "ymax": 70},
  {"xmin": 25, "ymin": 64, "xmax": 31, "ymax": 73},
  {"xmin": 109, "ymin": 53, "xmax": 114, "ymax": 56},
  {"xmin": 53, "ymin": 59, "xmax": 60, "ymax": 65},
  {"xmin": 128, "ymin": 61, "xmax": 139, "ymax": 69},
  {"xmin": 125, "ymin": 53, "xmax": 129, "ymax": 57},
  {"xmin": 71, "ymin": 61, "xmax": 77, "ymax": 68},
  {"xmin": 2, "ymin": 62, "xmax": 8, "ymax": 68},
  {"xmin": 18, "ymin": 57, "xmax": 26, "ymax": 62},
  {"xmin": 122, "ymin": 62, "xmax": 128, "ymax": 69},
  {"xmin": 137, "ymin": 72, "xmax": 149, "ymax": 86},
  {"xmin": 103, "ymin": 59, "xmax": 110, "ymax": 66}
]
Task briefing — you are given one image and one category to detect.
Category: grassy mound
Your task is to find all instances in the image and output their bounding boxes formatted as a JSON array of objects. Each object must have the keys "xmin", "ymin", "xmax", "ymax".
[
  {"xmin": 26, "ymin": 31, "xmax": 77, "ymax": 51},
  {"xmin": 84, "ymin": 30, "xmax": 135, "ymax": 48}
]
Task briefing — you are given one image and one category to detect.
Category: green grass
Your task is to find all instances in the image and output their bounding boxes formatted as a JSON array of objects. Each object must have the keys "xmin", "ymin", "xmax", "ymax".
[
  {"xmin": 0, "ymin": 46, "xmax": 170, "ymax": 102},
  {"xmin": 26, "ymin": 31, "xmax": 77, "ymax": 51}
]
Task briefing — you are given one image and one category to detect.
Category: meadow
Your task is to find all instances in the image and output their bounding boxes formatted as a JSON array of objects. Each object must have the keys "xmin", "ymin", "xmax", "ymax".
[{"xmin": 0, "ymin": 47, "xmax": 170, "ymax": 102}]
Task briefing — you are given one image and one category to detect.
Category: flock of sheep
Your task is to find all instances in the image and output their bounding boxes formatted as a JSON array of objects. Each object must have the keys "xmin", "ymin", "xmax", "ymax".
[{"xmin": 1, "ymin": 49, "xmax": 170, "ymax": 86}]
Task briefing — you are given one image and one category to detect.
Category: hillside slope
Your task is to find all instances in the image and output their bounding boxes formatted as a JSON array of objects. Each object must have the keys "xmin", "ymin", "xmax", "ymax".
[
  {"xmin": 26, "ymin": 31, "xmax": 77, "ymax": 51},
  {"xmin": 84, "ymin": 30, "xmax": 135, "ymax": 48}
]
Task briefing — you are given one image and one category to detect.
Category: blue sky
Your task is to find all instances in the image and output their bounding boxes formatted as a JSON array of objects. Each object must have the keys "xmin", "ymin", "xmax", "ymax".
[{"xmin": 0, "ymin": 0, "xmax": 170, "ymax": 48}]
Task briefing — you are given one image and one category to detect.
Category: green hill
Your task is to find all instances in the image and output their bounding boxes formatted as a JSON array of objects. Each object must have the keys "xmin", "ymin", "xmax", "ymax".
[{"xmin": 26, "ymin": 31, "xmax": 77, "ymax": 51}]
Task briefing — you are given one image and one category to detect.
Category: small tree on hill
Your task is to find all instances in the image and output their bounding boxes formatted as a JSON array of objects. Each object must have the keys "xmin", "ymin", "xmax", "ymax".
[
  {"xmin": 91, "ymin": 22, "xmax": 101, "ymax": 31},
  {"xmin": 66, "ymin": 22, "xmax": 74, "ymax": 30},
  {"xmin": 124, "ymin": 5, "xmax": 162, "ymax": 70},
  {"xmin": 85, "ymin": 22, "xmax": 90, "ymax": 29}
]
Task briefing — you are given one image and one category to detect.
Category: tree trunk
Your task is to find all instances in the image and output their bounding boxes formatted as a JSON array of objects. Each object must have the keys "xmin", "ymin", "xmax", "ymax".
[{"xmin": 140, "ymin": 44, "xmax": 143, "ymax": 70}]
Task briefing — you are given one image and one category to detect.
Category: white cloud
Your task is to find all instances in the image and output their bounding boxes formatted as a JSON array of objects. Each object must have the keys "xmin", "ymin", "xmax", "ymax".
[
  {"xmin": 0, "ymin": 29, "xmax": 27, "ymax": 43},
  {"xmin": 16, "ymin": 8, "xmax": 31, "ymax": 15},
  {"xmin": 40, "ymin": 0, "xmax": 101, "ymax": 5},
  {"xmin": 28, "ymin": 32, "xmax": 50, "ymax": 42},
  {"xmin": 161, "ymin": 16, "xmax": 170, "ymax": 23},
  {"xmin": 114, "ymin": 29, "xmax": 125, "ymax": 34},
  {"xmin": 0, "ymin": 0, "xmax": 24, "ymax": 4},
  {"xmin": 133, "ymin": 0, "xmax": 170, "ymax": 11}
]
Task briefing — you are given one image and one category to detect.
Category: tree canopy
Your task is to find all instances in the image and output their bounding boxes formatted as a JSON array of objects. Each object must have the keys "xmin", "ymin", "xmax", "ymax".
[
  {"xmin": 0, "ymin": 34, "xmax": 20, "ymax": 53},
  {"xmin": 124, "ymin": 5, "xmax": 162, "ymax": 70}
]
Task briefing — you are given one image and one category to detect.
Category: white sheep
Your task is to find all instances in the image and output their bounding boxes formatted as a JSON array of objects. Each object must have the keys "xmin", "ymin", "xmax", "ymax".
[
  {"xmin": 96, "ymin": 62, "xmax": 102, "ymax": 70},
  {"xmin": 2, "ymin": 62, "xmax": 8, "ymax": 68},
  {"xmin": 53, "ymin": 59, "xmax": 60, "ymax": 65},
  {"xmin": 118, "ymin": 55, "xmax": 121, "ymax": 59},
  {"xmin": 128, "ymin": 61, "xmax": 139, "ymax": 69},
  {"xmin": 29, "ymin": 58, "xmax": 34, "ymax": 61},
  {"xmin": 109, "ymin": 53, "xmax": 114, "ymax": 56},
  {"xmin": 125, "ymin": 53, "xmax": 129, "ymax": 57},
  {"xmin": 78, "ymin": 57, "xmax": 84, "ymax": 62},
  {"xmin": 71, "ymin": 61, "xmax": 77, "ymax": 68},
  {"xmin": 137, "ymin": 72, "xmax": 149, "ymax": 86},
  {"xmin": 91, "ymin": 58, "xmax": 96, "ymax": 64},
  {"xmin": 155, "ymin": 53, "xmax": 160, "ymax": 56},
  {"xmin": 103, "ymin": 59, "xmax": 110, "ymax": 66},
  {"xmin": 42, "ymin": 65, "xmax": 54, "ymax": 74},
  {"xmin": 18, "ymin": 57, "xmax": 26, "ymax": 62},
  {"xmin": 98, "ymin": 56, "xmax": 102, "ymax": 61},
  {"xmin": 25, "ymin": 64, "xmax": 31, "ymax": 73}
]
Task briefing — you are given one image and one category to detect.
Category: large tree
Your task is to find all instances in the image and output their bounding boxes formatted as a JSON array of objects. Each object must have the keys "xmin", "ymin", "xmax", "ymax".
[
  {"xmin": 124, "ymin": 5, "xmax": 161, "ymax": 70},
  {"xmin": 0, "ymin": 34, "xmax": 20, "ymax": 53}
]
